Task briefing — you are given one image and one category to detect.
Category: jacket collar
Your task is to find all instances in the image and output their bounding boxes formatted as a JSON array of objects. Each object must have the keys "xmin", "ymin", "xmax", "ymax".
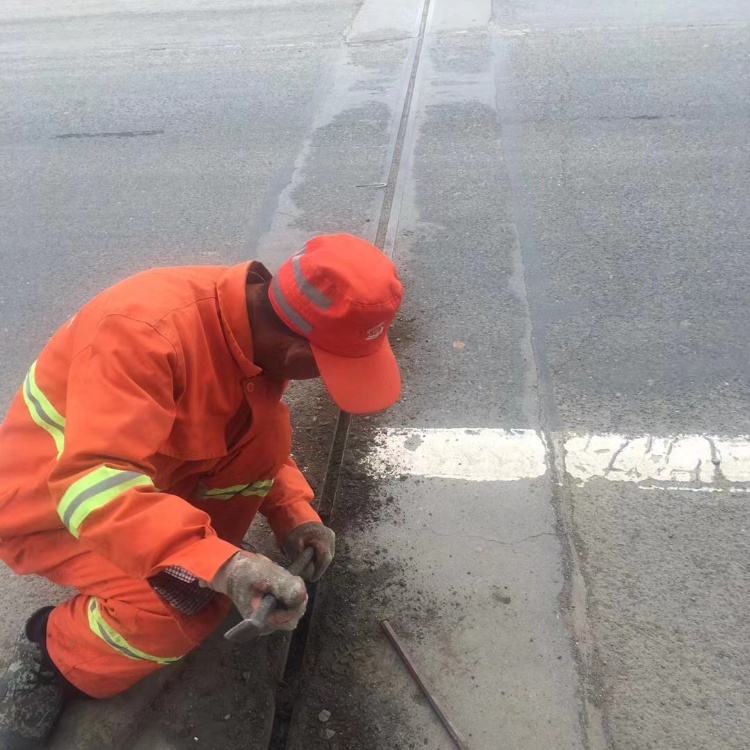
[{"xmin": 217, "ymin": 261, "xmax": 270, "ymax": 379}]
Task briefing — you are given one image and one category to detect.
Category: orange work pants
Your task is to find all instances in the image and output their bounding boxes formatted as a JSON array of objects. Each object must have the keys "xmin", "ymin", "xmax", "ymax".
[{"xmin": 3, "ymin": 527, "xmax": 233, "ymax": 698}]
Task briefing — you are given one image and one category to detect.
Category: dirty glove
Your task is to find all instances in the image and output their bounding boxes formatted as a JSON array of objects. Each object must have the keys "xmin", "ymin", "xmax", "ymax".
[
  {"xmin": 282, "ymin": 522, "xmax": 336, "ymax": 582},
  {"xmin": 211, "ymin": 552, "xmax": 307, "ymax": 632}
]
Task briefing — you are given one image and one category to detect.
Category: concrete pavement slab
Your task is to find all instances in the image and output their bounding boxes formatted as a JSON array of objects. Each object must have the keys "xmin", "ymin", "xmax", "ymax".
[
  {"xmin": 494, "ymin": 18, "xmax": 750, "ymax": 436},
  {"xmin": 493, "ymin": 1, "xmax": 750, "ymax": 748},
  {"xmin": 569, "ymin": 480, "xmax": 750, "ymax": 749},
  {"xmin": 491, "ymin": 0, "xmax": 750, "ymax": 28},
  {"xmin": 286, "ymin": 430, "xmax": 584, "ymax": 749}
]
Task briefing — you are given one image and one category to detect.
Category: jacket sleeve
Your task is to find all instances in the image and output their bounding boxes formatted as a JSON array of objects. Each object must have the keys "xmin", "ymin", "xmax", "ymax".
[
  {"xmin": 259, "ymin": 457, "xmax": 322, "ymax": 544},
  {"xmin": 48, "ymin": 314, "xmax": 238, "ymax": 583}
]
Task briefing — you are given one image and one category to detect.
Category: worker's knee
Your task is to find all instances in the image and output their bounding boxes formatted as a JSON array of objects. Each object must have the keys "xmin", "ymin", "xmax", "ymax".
[{"xmin": 46, "ymin": 594, "xmax": 230, "ymax": 699}]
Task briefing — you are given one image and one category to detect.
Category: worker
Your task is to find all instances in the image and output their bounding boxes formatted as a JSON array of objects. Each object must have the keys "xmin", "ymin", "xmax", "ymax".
[{"xmin": 0, "ymin": 234, "xmax": 403, "ymax": 749}]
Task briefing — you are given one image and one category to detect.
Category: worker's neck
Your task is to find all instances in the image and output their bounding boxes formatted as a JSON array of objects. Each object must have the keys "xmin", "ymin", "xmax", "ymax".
[{"xmin": 245, "ymin": 283, "xmax": 271, "ymax": 364}]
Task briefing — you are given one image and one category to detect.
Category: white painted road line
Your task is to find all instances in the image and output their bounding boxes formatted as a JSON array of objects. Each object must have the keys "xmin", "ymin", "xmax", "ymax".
[
  {"xmin": 367, "ymin": 428, "xmax": 750, "ymax": 489},
  {"xmin": 565, "ymin": 433, "xmax": 750, "ymax": 485},
  {"xmin": 368, "ymin": 428, "xmax": 547, "ymax": 482}
]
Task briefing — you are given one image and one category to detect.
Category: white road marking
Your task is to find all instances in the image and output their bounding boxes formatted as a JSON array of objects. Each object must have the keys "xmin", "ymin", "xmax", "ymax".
[
  {"xmin": 565, "ymin": 433, "xmax": 750, "ymax": 485},
  {"xmin": 367, "ymin": 428, "xmax": 750, "ymax": 490},
  {"xmin": 367, "ymin": 428, "xmax": 548, "ymax": 482},
  {"xmin": 637, "ymin": 485, "xmax": 750, "ymax": 494}
]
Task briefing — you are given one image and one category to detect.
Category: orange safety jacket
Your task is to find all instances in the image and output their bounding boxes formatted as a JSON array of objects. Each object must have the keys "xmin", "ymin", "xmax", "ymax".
[{"xmin": 0, "ymin": 261, "xmax": 322, "ymax": 585}]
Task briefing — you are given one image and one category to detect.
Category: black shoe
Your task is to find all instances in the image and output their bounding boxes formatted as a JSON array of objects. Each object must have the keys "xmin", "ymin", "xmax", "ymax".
[{"xmin": 0, "ymin": 608, "xmax": 64, "ymax": 749}]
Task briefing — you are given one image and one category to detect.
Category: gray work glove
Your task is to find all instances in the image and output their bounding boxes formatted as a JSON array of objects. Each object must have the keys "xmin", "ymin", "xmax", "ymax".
[
  {"xmin": 282, "ymin": 522, "xmax": 336, "ymax": 582},
  {"xmin": 211, "ymin": 552, "xmax": 307, "ymax": 632}
]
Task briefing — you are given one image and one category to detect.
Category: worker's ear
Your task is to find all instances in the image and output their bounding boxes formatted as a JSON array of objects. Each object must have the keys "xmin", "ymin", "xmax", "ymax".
[
  {"xmin": 283, "ymin": 337, "xmax": 313, "ymax": 365},
  {"xmin": 279, "ymin": 335, "xmax": 319, "ymax": 379}
]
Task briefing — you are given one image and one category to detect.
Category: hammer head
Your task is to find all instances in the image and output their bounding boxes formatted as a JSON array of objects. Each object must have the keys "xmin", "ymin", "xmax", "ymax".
[{"xmin": 223, "ymin": 612, "xmax": 270, "ymax": 643}]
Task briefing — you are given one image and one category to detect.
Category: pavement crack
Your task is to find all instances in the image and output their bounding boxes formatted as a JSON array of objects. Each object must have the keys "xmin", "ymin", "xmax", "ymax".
[
  {"xmin": 52, "ymin": 129, "xmax": 164, "ymax": 139},
  {"xmin": 553, "ymin": 312, "xmax": 631, "ymax": 372},
  {"xmin": 345, "ymin": 34, "xmax": 416, "ymax": 46},
  {"xmin": 427, "ymin": 527, "xmax": 555, "ymax": 545},
  {"xmin": 692, "ymin": 458, "xmax": 703, "ymax": 483},
  {"xmin": 707, "ymin": 437, "xmax": 727, "ymax": 482},
  {"xmin": 603, "ymin": 438, "xmax": 630, "ymax": 476}
]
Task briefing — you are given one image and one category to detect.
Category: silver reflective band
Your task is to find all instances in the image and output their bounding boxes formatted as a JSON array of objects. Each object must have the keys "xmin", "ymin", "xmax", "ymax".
[
  {"xmin": 271, "ymin": 277, "xmax": 313, "ymax": 335},
  {"xmin": 292, "ymin": 251, "xmax": 333, "ymax": 311}
]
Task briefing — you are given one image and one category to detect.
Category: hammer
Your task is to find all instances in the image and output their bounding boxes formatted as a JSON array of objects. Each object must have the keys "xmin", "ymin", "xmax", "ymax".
[{"xmin": 224, "ymin": 546, "xmax": 314, "ymax": 643}]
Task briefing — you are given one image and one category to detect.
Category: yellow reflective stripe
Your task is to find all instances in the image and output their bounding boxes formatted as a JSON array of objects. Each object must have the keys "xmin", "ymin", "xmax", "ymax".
[
  {"xmin": 201, "ymin": 479, "xmax": 274, "ymax": 501},
  {"xmin": 87, "ymin": 598, "xmax": 181, "ymax": 665},
  {"xmin": 203, "ymin": 484, "xmax": 250, "ymax": 497},
  {"xmin": 204, "ymin": 492, "xmax": 240, "ymax": 500},
  {"xmin": 241, "ymin": 480, "xmax": 274, "ymax": 498},
  {"xmin": 59, "ymin": 466, "xmax": 153, "ymax": 538},
  {"xmin": 22, "ymin": 360, "xmax": 65, "ymax": 457}
]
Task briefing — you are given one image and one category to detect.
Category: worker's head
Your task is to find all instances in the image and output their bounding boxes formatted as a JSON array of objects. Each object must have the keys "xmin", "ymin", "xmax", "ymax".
[
  {"xmin": 246, "ymin": 284, "xmax": 321, "ymax": 381},
  {"xmin": 249, "ymin": 235, "xmax": 404, "ymax": 414}
]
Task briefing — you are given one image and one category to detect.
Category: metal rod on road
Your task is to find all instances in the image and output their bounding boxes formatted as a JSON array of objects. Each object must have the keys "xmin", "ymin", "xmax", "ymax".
[{"xmin": 381, "ymin": 619, "xmax": 470, "ymax": 750}]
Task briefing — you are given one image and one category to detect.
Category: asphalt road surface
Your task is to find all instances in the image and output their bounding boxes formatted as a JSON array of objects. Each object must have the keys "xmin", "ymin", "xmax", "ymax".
[{"xmin": 1, "ymin": 1, "xmax": 749, "ymax": 749}]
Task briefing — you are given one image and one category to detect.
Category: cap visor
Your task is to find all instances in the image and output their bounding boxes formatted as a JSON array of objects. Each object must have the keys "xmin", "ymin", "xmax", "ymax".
[{"xmin": 312, "ymin": 340, "xmax": 401, "ymax": 415}]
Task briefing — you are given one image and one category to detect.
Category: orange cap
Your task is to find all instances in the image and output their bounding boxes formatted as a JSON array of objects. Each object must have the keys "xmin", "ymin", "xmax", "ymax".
[{"xmin": 269, "ymin": 234, "xmax": 404, "ymax": 414}]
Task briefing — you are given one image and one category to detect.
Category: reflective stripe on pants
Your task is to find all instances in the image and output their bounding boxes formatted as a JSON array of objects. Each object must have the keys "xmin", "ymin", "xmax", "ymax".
[
  {"xmin": 87, "ymin": 598, "xmax": 182, "ymax": 665},
  {"xmin": 21, "ymin": 529, "xmax": 233, "ymax": 699}
]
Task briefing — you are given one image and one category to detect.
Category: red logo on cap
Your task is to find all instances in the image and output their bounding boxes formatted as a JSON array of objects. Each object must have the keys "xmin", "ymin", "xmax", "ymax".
[{"xmin": 366, "ymin": 322, "xmax": 385, "ymax": 341}]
